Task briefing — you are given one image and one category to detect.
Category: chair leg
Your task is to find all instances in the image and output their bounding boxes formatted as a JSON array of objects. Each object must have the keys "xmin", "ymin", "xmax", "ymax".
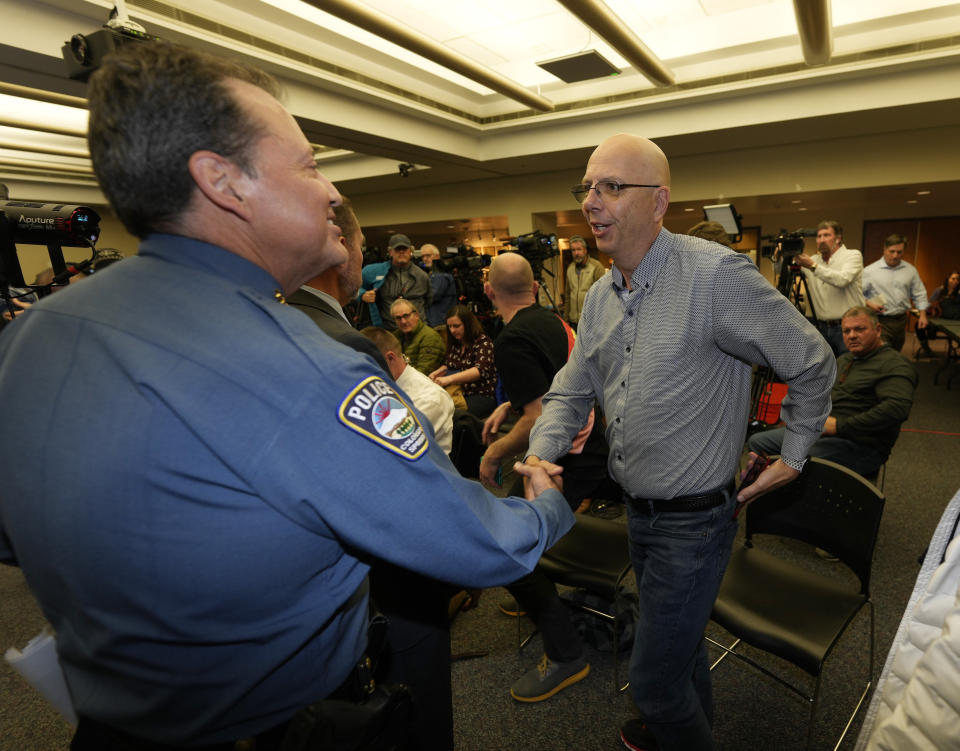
[
  {"xmin": 705, "ymin": 635, "xmax": 742, "ymax": 671},
  {"xmin": 612, "ymin": 612, "xmax": 630, "ymax": 693}
]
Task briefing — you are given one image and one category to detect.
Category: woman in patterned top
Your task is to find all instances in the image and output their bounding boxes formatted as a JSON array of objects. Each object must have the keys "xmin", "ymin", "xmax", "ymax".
[{"xmin": 430, "ymin": 304, "xmax": 497, "ymax": 417}]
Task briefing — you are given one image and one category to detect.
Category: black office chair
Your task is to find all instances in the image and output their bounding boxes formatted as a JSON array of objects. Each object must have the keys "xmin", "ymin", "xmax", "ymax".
[
  {"xmin": 518, "ymin": 513, "xmax": 634, "ymax": 692},
  {"xmin": 707, "ymin": 457, "xmax": 885, "ymax": 751}
]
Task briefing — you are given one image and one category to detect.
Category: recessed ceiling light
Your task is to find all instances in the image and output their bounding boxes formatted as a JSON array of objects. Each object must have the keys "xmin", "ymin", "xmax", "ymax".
[
  {"xmin": 447, "ymin": 225, "xmax": 455, "ymax": 229},
  {"xmin": 798, "ymin": 207, "xmax": 807, "ymax": 212},
  {"xmin": 906, "ymin": 199, "xmax": 918, "ymax": 204},
  {"xmin": 917, "ymin": 190, "xmax": 931, "ymax": 195},
  {"xmin": 791, "ymin": 199, "xmax": 803, "ymax": 204},
  {"xmin": 684, "ymin": 207, "xmax": 695, "ymax": 212}
]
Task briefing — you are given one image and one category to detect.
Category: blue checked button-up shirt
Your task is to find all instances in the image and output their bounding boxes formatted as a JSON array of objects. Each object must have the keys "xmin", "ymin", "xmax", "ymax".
[
  {"xmin": 529, "ymin": 228, "xmax": 836, "ymax": 499},
  {"xmin": 862, "ymin": 258, "xmax": 928, "ymax": 316}
]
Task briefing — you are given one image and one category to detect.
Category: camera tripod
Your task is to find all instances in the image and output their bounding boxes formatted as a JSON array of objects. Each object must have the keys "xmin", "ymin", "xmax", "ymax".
[{"xmin": 748, "ymin": 258, "xmax": 820, "ymax": 433}]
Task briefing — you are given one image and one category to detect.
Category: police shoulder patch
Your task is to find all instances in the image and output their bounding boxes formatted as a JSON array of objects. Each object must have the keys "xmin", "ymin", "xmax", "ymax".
[{"xmin": 338, "ymin": 376, "xmax": 429, "ymax": 460}]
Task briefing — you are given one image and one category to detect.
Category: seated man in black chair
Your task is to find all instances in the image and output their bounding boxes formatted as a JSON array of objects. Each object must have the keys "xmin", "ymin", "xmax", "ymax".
[
  {"xmin": 749, "ymin": 306, "xmax": 917, "ymax": 478},
  {"xmin": 479, "ymin": 252, "xmax": 614, "ymax": 703}
]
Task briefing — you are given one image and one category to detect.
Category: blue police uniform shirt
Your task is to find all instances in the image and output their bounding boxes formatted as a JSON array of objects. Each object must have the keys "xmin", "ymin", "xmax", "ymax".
[{"xmin": 0, "ymin": 233, "xmax": 572, "ymax": 745}]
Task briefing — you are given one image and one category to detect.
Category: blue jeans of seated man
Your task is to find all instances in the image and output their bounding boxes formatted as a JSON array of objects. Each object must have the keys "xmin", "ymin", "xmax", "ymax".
[
  {"xmin": 748, "ymin": 427, "xmax": 883, "ymax": 479},
  {"xmin": 626, "ymin": 491, "xmax": 737, "ymax": 751}
]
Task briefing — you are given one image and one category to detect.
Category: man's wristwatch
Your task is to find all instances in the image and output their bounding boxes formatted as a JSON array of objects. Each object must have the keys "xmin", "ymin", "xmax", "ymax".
[{"xmin": 810, "ymin": 261, "xmax": 817, "ymax": 271}]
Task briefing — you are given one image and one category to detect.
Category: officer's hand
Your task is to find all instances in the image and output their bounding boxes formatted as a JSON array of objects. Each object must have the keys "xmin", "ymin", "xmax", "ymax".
[
  {"xmin": 513, "ymin": 461, "xmax": 563, "ymax": 500},
  {"xmin": 361, "ymin": 289, "xmax": 377, "ymax": 303}
]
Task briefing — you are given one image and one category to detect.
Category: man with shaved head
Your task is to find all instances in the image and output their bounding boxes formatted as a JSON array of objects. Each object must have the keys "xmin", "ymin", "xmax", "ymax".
[
  {"xmin": 527, "ymin": 134, "xmax": 835, "ymax": 750},
  {"xmin": 481, "ymin": 251, "xmax": 612, "ymax": 703}
]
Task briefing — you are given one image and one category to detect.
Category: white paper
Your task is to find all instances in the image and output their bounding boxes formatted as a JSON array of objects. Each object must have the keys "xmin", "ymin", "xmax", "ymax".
[{"xmin": 4, "ymin": 630, "xmax": 78, "ymax": 725}]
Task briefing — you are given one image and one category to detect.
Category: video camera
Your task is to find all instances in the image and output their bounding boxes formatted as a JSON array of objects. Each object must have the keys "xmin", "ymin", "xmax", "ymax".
[
  {"xmin": 1, "ymin": 201, "xmax": 101, "ymax": 311},
  {"xmin": 760, "ymin": 229, "xmax": 816, "ymax": 259},
  {"xmin": 437, "ymin": 244, "xmax": 491, "ymax": 274},
  {"xmin": 62, "ymin": 2, "xmax": 160, "ymax": 81},
  {"xmin": 511, "ymin": 230, "xmax": 559, "ymax": 269},
  {"xmin": 437, "ymin": 245, "xmax": 491, "ymax": 311}
]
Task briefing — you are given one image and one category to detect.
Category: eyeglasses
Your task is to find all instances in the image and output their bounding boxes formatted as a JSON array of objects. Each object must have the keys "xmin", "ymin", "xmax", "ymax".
[
  {"xmin": 571, "ymin": 181, "xmax": 661, "ymax": 203},
  {"xmin": 395, "ymin": 311, "xmax": 416, "ymax": 320}
]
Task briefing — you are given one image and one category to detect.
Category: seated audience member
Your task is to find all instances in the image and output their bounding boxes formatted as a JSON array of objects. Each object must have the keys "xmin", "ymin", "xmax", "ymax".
[
  {"xmin": 749, "ymin": 306, "xmax": 917, "ymax": 478},
  {"xmin": 687, "ymin": 220, "xmax": 732, "ymax": 247},
  {"xmin": 916, "ymin": 270, "xmax": 960, "ymax": 356},
  {"xmin": 287, "ymin": 197, "xmax": 389, "ymax": 373},
  {"xmin": 392, "ymin": 297, "xmax": 445, "ymax": 375},
  {"xmin": 929, "ymin": 270, "xmax": 960, "ymax": 318},
  {"xmin": 430, "ymin": 304, "xmax": 497, "ymax": 418},
  {"xmin": 421, "ymin": 243, "xmax": 457, "ymax": 327},
  {"xmin": 480, "ymin": 252, "xmax": 613, "ymax": 703},
  {"xmin": 362, "ymin": 326, "xmax": 455, "ymax": 454}
]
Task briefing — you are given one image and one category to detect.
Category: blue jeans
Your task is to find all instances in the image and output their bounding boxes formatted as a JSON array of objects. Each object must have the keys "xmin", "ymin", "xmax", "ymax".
[
  {"xmin": 816, "ymin": 320, "xmax": 847, "ymax": 357},
  {"xmin": 626, "ymin": 492, "xmax": 738, "ymax": 751},
  {"xmin": 747, "ymin": 428, "xmax": 883, "ymax": 478}
]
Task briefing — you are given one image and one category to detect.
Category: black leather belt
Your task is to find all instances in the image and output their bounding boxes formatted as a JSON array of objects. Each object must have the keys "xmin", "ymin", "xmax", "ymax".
[
  {"xmin": 880, "ymin": 312, "xmax": 906, "ymax": 319},
  {"xmin": 626, "ymin": 480, "xmax": 734, "ymax": 513}
]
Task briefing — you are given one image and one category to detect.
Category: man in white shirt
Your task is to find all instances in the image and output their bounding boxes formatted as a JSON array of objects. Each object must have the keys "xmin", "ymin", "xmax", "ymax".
[
  {"xmin": 862, "ymin": 233, "xmax": 929, "ymax": 353},
  {"xmin": 361, "ymin": 326, "xmax": 454, "ymax": 453},
  {"xmin": 795, "ymin": 220, "xmax": 865, "ymax": 355}
]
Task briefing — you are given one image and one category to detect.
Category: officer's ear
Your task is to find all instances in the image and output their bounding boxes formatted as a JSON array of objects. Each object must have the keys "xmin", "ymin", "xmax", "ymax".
[{"xmin": 188, "ymin": 150, "xmax": 253, "ymax": 221}]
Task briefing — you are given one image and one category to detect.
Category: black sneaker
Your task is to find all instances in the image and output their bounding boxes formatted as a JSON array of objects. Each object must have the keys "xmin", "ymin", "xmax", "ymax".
[{"xmin": 620, "ymin": 719, "xmax": 659, "ymax": 751}]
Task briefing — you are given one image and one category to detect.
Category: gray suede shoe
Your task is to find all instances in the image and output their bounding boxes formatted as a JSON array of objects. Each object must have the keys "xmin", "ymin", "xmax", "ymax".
[{"xmin": 509, "ymin": 653, "xmax": 590, "ymax": 702}]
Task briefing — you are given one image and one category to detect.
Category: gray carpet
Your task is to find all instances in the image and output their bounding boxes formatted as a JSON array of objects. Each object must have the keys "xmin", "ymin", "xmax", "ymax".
[{"xmin": 2, "ymin": 342, "xmax": 959, "ymax": 751}]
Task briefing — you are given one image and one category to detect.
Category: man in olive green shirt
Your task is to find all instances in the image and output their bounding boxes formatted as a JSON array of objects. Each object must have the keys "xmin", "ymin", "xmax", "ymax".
[
  {"xmin": 392, "ymin": 298, "xmax": 445, "ymax": 375},
  {"xmin": 749, "ymin": 305, "xmax": 917, "ymax": 477}
]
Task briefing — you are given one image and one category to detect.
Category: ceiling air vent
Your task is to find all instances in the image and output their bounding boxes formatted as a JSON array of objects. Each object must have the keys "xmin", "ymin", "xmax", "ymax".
[{"xmin": 537, "ymin": 50, "xmax": 620, "ymax": 84}]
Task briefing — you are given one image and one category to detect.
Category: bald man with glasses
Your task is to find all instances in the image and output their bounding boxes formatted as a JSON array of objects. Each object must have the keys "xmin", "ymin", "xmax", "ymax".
[{"xmin": 527, "ymin": 134, "xmax": 835, "ymax": 751}]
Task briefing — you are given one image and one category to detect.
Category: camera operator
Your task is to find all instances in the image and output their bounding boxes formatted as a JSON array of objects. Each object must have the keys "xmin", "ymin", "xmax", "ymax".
[{"xmin": 794, "ymin": 220, "xmax": 865, "ymax": 355}]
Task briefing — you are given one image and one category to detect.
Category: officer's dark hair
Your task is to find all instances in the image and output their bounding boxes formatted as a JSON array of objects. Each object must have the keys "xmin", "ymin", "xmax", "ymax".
[
  {"xmin": 87, "ymin": 40, "xmax": 280, "ymax": 238},
  {"xmin": 884, "ymin": 233, "xmax": 907, "ymax": 248}
]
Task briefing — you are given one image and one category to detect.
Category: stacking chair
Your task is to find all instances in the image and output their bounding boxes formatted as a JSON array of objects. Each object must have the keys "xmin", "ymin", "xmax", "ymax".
[
  {"xmin": 707, "ymin": 457, "xmax": 885, "ymax": 750},
  {"xmin": 518, "ymin": 513, "xmax": 633, "ymax": 692}
]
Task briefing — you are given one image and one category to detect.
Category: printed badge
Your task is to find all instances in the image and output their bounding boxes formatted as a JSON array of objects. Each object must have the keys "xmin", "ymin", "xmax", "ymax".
[{"xmin": 338, "ymin": 376, "xmax": 429, "ymax": 460}]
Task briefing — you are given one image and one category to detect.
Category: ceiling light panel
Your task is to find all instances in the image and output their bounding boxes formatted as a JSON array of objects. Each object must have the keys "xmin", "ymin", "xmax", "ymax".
[
  {"xmin": 367, "ymin": 0, "xmax": 625, "ymax": 87},
  {"xmin": 261, "ymin": 0, "xmax": 496, "ymax": 94},
  {"xmin": 0, "ymin": 95, "xmax": 88, "ymax": 135},
  {"xmin": 833, "ymin": 0, "xmax": 960, "ymax": 25}
]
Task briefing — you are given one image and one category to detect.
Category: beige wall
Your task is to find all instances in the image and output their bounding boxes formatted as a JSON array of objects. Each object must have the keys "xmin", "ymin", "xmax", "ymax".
[
  {"xmin": 352, "ymin": 124, "xmax": 960, "ymax": 239},
  {"xmin": 11, "ymin": 122, "xmax": 956, "ymax": 286}
]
